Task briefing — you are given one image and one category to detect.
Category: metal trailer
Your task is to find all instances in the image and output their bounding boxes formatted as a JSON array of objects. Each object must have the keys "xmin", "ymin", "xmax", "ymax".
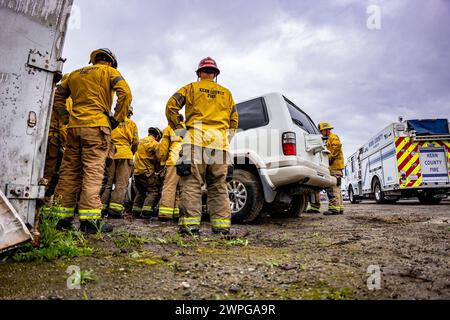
[
  {"xmin": 344, "ymin": 118, "xmax": 450, "ymax": 204},
  {"xmin": 0, "ymin": 0, "xmax": 73, "ymax": 252}
]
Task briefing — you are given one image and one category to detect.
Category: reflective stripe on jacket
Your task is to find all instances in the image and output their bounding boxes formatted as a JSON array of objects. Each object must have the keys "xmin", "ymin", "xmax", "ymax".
[{"xmin": 166, "ymin": 79, "xmax": 238, "ymax": 151}]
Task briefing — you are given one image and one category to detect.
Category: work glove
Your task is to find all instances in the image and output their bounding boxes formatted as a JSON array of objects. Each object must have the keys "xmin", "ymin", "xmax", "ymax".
[
  {"xmin": 176, "ymin": 150, "xmax": 192, "ymax": 177},
  {"xmin": 157, "ymin": 167, "xmax": 167, "ymax": 181},
  {"xmin": 109, "ymin": 116, "xmax": 120, "ymax": 130},
  {"xmin": 336, "ymin": 177, "xmax": 342, "ymax": 187},
  {"xmin": 56, "ymin": 108, "xmax": 70, "ymax": 125},
  {"xmin": 176, "ymin": 162, "xmax": 192, "ymax": 177},
  {"xmin": 104, "ymin": 112, "xmax": 120, "ymax": 130},
  {"xmin": 175, "ymin": 122, "xmax": 187, "ymax": 138}
]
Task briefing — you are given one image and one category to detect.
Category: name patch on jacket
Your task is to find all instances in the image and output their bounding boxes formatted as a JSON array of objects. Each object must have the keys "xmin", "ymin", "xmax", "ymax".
[{"xmin": 199, "ymin": 88, "xmax": 225, "ymax": 99}]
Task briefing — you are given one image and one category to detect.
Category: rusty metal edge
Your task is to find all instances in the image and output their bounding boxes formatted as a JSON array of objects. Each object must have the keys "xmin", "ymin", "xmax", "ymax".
[{"xmin": 0, "ymin": 189, "xmax": 33, "ymax": 253}]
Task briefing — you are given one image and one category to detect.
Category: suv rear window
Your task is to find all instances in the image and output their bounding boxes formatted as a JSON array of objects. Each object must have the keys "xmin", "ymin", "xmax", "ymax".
[
  {"xmin": 236, "ymin": 97, "xmax": 269, "ymax": 130},
  {"xmin": 284, "ymin": 97, "xmax": 320, "ymax": 134}
]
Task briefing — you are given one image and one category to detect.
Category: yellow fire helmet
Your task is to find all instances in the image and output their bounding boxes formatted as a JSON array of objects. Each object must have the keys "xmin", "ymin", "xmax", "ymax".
[
  {"xmin": 318, "ymin": 122, "xmax": 334, "ymax": 131},
  {"xmin": 89, "ymin": 48, "xmax": 118, "ymax": 69},
  {"xmin": 148, "ymin": 127, "xmax": 163, "ymax": 138}
]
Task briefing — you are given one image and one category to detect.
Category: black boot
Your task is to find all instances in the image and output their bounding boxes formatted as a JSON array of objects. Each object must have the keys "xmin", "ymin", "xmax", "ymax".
[
  {"xmin": 323, "ymin": 210, "xmax": 340, "ymax": 216},
  {"xmin": 80, "ymin": 220, "xmax": 113, "ymax": 234},
  {"xmin": 107, "ymin": 210, "xmax": 123, "ymax": 220},
  {"xmin": 137, "ymin": 206, "xmax": 154, "ymax": 220},
  {"xmin": 56, "ymin": 219, "xmax": 74, "ymax": 231},
  {"xmin": 178, "ymin": 227, "xmax": 200, "ymax": 237},
  {"xmin": 213, "ymin": 228, "xmax": 230, "ymax": 236},
  {"xmin": 101, "ymin": 208, "xmax": 109, "ymax": 218},
  {"xmin": 305, "ymin": 209, "xmax": 320, "ymax": 214},
  {"xmin": 137, "ymin": 211, "xmax": 153, "ymax": 220},
  {"xmin": 132, "ymin": 210, "xmax": 141, "ymax": 218}
]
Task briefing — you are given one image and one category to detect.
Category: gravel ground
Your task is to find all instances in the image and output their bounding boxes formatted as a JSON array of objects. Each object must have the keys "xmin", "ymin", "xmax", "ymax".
[{"xmin": 0, "ymin": 199, "xmax": 449, "ymax": 300}]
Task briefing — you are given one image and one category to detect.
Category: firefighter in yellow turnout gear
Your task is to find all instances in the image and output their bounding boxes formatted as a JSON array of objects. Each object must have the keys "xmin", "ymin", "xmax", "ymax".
[
  {"xmin": 166, "ymin": 57, "xmax": 238, "ymax": 236},
  {"xmin": 53, "ymin": 48, "xmax": 132, "ymax": 233},
  {"xmin": 319, "ymin": 122, "xmax": 345, "ymax": 215},
  {"xmin": 132, "ymin": 127, "xmax": 162, "ymax": 219},
  {"xmin": 158, "ymin": 125, "xmax": 183, "ymax": 221},
  {"xmin": 101, "ymin": 108, "xmax": 139, "ymax": 218}
]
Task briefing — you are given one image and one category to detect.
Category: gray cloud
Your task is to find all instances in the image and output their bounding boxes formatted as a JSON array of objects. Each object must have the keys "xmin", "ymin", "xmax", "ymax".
[{"xmin": 63, "ymin": 0, "xmax": 450, "ymax": 159}]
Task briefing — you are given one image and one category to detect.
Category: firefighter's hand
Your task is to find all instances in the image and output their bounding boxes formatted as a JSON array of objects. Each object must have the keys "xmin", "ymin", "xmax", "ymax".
[
  {"xmin": 56, "ymin": 108, "xmax": 70, "ymax": 125},
  {"xmin": 109, "ymin": 116, "xmax": 120, "ymax": 130},
  {"xmin": 158, "ymin": 167, "xmax": 167, "ymax": 180},
  {"xmin": 175, "ymin": 122, "xmax": 187, "ymax": 138},
  {"xmin": 176, "ymin": 162, "xmax": 192, "ymax": 177}
]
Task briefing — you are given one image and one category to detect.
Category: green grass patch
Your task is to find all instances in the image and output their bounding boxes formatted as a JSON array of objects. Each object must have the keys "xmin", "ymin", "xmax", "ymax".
[
  {"xmin": 110, "ymin": 231, "xmax": 150, "ymax": 248},
  {"xmin": 300, "ymin": 287, "xmax": 354, "ymax": 300},
  {"xmin": 226, "ymin": 238, "xmax": 249, "ymax": 247},
  {"xmin": 128, "ymin": 250, "xmax": 166, "ymax": 267},
  {"xmin": 79, "ymin": 269, "xmax": 97, "ymax": 285},
  {"xmin": 66, "ymin": 268, "xmax": 97, "ymax": 288},
  {"xmin": 158, "ymin": 233, "xmax": 199, "ymax": 248},
  {"xmin": 12, "ymin": 206, "xmax": 93, "ymax": 262}
]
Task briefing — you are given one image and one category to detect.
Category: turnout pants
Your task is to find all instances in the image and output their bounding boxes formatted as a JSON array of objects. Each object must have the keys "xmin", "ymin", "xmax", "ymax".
[
  {"xmin": 101, "ymin": 159, "xmax": 133, "ymax": 214},
  {"xmin": 179, "ymin": 145, "xmax": 231, "ymax": 233},
  {"xmin": 43, "ymin": 134, "xmax": 63, "ymax": 183},
  {"xmin": 308, "ymin": 191, "xmax": 321, "ymax": 213},
  {"xmin": 132, "ymin": 173, "xmax": 159, "ymax": 216},
  {"xmin": 158, "ymin": 166, "xmax": 181, "ymax": 219},
  {"xmin": 54, "ymin": 127, "xmax": 111, "ymax": 221},
  {"xmin": 43, "ymin": 134, "xmax": 64, "ymax": 201},
  {"xmin": 328, "ymin": 169, "xmax": 344, "ymax": 213}
]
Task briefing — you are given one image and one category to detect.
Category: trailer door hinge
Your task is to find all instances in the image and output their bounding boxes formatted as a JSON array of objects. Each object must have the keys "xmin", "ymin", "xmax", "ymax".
[
  {"xmin": 5, "ymin": 184, "xmax": 45, "ymax": 200},
  {"xmin": 27, "ymin": 50, "xmax": 63, "ymax": 74}
]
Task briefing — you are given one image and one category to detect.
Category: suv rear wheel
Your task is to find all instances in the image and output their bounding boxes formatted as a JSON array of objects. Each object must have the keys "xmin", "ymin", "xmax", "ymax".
[
  {"xmin": 271, "ymin": 194, "xmax": 307, "ymax": 218},
  {"xmin": 228, "ymin": 169, "xmax": 264, "ymax": 223}
]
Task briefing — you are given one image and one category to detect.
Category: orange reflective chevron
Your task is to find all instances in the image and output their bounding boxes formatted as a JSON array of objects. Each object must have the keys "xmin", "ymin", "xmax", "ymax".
[{"xmin": 395, "ymin": 137, "xmax": 450, "ymax": 188}]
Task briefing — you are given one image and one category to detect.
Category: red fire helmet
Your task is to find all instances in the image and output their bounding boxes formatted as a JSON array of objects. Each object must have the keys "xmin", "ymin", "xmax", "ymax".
[{"xmin": 196, "ymin": 57, "xmax": 220, "ymax": 76}]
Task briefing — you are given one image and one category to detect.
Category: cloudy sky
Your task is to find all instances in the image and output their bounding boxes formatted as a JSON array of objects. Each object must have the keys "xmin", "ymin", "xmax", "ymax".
[{"xmin": 62, "ymin": 0, "xmax": 450, "ymax": 158}]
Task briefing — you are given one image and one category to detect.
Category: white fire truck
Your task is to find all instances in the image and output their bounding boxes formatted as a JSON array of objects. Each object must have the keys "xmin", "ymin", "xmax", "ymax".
[{"xmin": 344, "ymin": 118, "xmax": 450, "ymax": 204}]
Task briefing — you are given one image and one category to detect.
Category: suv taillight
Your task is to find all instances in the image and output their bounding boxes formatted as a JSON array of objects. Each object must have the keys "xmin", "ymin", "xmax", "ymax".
[{"xmin": 282, "ymin": 132, "xmax": 297, "ymax": 156}]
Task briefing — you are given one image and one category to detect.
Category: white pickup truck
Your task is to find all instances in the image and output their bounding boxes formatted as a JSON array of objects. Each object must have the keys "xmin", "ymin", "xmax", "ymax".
[{"xmin": 228, "ymin": 93, "xmax": 336, "ymax": 222}]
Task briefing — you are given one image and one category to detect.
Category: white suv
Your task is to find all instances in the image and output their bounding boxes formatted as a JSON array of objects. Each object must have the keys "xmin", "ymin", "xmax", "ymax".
[{"xmin": 228, "ymin": 92, "xmax": 336, "ymax": 222}]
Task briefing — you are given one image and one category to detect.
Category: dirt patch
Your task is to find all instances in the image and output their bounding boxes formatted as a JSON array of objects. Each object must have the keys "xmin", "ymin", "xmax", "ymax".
[{"xmin": 0, "ymin": 200, "xmax": 449, "ymax": 300}]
